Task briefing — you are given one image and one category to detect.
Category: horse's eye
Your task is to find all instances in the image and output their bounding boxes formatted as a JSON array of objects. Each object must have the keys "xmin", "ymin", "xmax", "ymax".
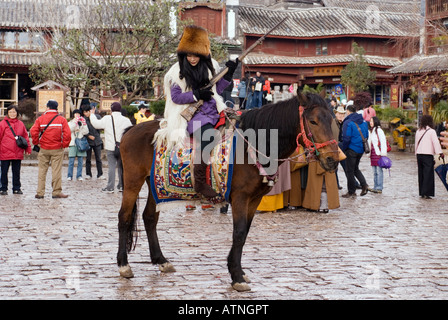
[{"xmin": 310, "ymin": 120, "xmax": 318, "ymax": 125}]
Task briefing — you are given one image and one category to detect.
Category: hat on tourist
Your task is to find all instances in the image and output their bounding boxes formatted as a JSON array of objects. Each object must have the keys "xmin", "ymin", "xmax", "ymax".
[
  {"xmin": 335, "ymin": 106, "xmax": 346, "ymax": 114},
  {"xmin": 111, "ymin": 102, "xmax": 122, "ymax": 112},
  {"xmin": 47, "ymin": 100, "xmax": 58, "ymax": 110}
]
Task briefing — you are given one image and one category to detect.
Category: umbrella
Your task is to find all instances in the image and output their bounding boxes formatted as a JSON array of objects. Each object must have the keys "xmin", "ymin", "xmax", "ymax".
[{"xmin": 435, "ymin": 159, "xmax": 448, "ymax": 192}]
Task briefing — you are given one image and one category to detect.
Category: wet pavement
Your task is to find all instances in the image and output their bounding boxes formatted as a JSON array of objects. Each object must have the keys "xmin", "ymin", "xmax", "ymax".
[{"xmin": 1, "ymin": 151, "xmax": 448, "ymax": 300}]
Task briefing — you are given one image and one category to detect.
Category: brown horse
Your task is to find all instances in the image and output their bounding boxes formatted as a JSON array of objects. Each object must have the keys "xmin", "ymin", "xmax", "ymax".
[{"xmin": 117, "ymin": 90, "xmax": 339, "ymax": 291}]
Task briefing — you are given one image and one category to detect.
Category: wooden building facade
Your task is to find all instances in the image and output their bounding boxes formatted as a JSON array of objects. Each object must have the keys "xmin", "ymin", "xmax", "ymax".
[{"xmin": 238, "ymin": 5, "xmax": 420, "ymax": 106}]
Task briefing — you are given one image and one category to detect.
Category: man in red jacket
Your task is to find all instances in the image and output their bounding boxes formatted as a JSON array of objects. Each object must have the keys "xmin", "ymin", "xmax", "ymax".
[{"xmin": 30, "ymin": 100, "xmax": 71, "ymax": 199}]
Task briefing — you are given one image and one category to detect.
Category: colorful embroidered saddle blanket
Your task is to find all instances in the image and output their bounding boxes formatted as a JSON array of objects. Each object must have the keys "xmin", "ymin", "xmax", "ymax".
[{"xmin": 150, "ymin": 132, "xmax": 236, "ymax": 211}]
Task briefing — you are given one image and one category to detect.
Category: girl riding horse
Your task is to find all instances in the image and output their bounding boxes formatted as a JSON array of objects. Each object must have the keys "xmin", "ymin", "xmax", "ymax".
[{"xmin": 154, "ymin": 25, "xmax": 238, "ymax": 199}]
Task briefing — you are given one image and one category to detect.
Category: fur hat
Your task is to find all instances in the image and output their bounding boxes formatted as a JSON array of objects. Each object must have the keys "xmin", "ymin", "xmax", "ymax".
[{"xmin": 177, "ymin": 25, "xmax": 210, "ymax": 57}]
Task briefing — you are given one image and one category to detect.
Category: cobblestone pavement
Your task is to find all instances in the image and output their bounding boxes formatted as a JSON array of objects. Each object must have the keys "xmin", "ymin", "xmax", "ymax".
[{"xmin": 1, "ymin": 151, "xmax": 448, "ymax": 300}]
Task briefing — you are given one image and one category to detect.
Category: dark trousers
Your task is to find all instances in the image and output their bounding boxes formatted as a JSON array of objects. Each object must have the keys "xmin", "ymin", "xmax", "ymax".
[
  {"xmin": 85, "ymin": 144, "xmax": 103, "ymax": 178},
  {"xmin": 1, "ymin": 159, "xmax": 22, "ymax": 191},
  {"xmin": 239, "ymin": 97, "xmax": 246, "ymax": 109},
  {"xmin": 193, "ymin": 123, "xmax": 217, "ymax": 164},
  {"xmin": 345, "ymin": 149, "xmax": 367, "ymax": 194},
  {"xmin": 417, "ymin": 154, "xmax": 435, "ymax": 197}
]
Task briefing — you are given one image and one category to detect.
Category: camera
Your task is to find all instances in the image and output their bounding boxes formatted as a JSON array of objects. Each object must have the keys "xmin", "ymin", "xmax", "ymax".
[{"xmin": 33, "ymin": 145, "xmax": 40, "ymax": 153}]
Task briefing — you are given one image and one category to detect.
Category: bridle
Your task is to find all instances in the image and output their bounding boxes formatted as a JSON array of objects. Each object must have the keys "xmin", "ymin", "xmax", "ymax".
[
  {"xmin": 296, "ymin": 105, "xmax": 337, "ymax": 156},
  {"xmin": 222, "ymin": 104, "xmax": 337, "ymax": 186}
]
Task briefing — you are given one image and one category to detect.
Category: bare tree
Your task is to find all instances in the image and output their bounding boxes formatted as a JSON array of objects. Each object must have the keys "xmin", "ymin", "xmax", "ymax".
[{"xmin": 30, "ymin": 0, "xmax": 184, "ymax": 108}]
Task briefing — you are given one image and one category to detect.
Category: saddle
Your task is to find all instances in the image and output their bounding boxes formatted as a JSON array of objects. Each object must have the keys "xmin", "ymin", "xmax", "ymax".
[{"xmin": 150, "ymin": 116, "xmax": 237, "ymax": 211}]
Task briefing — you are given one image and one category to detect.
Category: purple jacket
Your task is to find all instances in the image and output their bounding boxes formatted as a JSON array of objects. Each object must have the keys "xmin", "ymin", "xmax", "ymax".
[{"xmin": 171, "ymin": 78, "xmax": 230, "ymax": 134}]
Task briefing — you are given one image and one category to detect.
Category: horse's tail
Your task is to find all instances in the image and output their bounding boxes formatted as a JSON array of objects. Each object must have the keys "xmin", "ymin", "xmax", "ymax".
[{"xmin": 127, "ymin": 202, "xmax": 138, "ymax": 253}]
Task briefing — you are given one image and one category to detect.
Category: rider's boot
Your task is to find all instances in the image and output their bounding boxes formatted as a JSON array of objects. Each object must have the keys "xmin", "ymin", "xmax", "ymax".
[{"xmin": 193, "ymin": 162, "xmax": 219, "ymax": 198}]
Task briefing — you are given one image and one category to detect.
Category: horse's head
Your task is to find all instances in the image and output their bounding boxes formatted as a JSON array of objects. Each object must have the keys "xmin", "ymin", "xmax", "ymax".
[{"xmin": 296, "ymin": 90, "xmax": 339, "ymax": 172}]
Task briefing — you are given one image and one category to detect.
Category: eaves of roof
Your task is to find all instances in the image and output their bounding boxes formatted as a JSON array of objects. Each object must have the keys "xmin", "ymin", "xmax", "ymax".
[
  {"xmin": 0, "ymin": 50, "xmax": 44, "ymax": 66},
  {"xmin": 387, "ymin": 54, "xmax": 448, "ymax": 74},
  {"xmin": 243, "ymin": 52, "xmax": 402, "ymax": 68},
  {"xmin": 238, "ymin": 6, "xmax": 419, "ymax": 39}
]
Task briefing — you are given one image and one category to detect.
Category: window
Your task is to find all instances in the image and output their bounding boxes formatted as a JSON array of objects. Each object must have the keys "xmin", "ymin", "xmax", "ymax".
[
  {"xmin": 17, "ymin": 32, "xmax": 30, "ymax": 49},
  {"xmin": 1, "ymin": 31, "xmax": 45, "ymax": 50},
  {"xmin": 316, "ymin": 39, "xmax": 328, "ymax": 56},
  {"xmin": 3, "ymin": 31, "xmax": 16, "ymax": 49},
  {"xmin": 30, "ymin": 32, "xmax": 45, "ymax": 50}
]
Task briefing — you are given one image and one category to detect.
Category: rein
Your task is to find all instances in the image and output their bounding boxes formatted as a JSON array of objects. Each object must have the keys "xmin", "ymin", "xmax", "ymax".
[
  {"xmin": 222, "ymin": 104, "xmax": 337, "ymax": 186},
  {"xmin": 223, "ymin": 104, "xmax": 336, "ymax": 163}
]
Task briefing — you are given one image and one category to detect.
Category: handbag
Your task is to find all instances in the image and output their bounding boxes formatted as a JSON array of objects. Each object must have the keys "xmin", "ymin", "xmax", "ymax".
[
  {"xmin": 378, "ymin": 156, "xmax": 392, "ymax": 169},
  {"xmin": 111, "ymin": 115, "xmax": 121, "ymax": 159},
  {"xmin": 75, "ymin": 136, "xmax": 90, "ymax": 152},
  {"xmin": 354, "ymin": 123, "xmax": 370, "ymax": 154},
  {"xmin": 6, "ymin": 120, "xmax": 28, "ymax": 149}
]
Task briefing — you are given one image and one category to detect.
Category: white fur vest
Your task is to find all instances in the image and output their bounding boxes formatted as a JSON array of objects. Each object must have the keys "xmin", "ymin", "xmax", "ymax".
[{"xmin": 154, "ymin": 59, "xmax": 227, "ymax": 150}]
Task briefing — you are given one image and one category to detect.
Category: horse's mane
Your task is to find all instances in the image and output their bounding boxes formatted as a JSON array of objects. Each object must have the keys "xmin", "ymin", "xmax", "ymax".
[
  {"xmin": 240, "ymin": 96, "xmax": 299, "ymax": 160},
  {"xmin": 240, "ymin": 92, "xmax": 328, "ymax": 160}
]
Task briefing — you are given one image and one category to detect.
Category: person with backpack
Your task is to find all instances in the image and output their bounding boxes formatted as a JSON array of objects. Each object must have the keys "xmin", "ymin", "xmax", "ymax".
[
  {"xmin": 67, "ymin": 109, "xmax": 89, "ymax": 181},
  {"xmin": 340, "ymin": 105, "xmax": 369, "ymax": 198},
  {"xmin": 30, "ymin": 100, "xmax": 71, "ymax": 199},
  {"xmin": 89, "ymin": 102, "xmax": 132, "ymax": 193}
]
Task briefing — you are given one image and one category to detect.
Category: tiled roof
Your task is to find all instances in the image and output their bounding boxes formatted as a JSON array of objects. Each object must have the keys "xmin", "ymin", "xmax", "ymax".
[
  {"xmin": 0, "ymin": 51, "xmax": 43, "ymax": 66},
  {"xmin": 322, "ymin": 0, "xmax": 420, "ymax": 14},
  {"xmin": 0, "ymin": 0, "xmax": 139, "ymax": 28},
  {"xmin": 243, "ymin": 52, "xmax": 402, "ymax": 67},
  {"xmin": 238, "ymin": 6, "xmax": 419, "ymax": 38},
  {"xmin": 387, "ymin": 54, "xmax": 448, "ymax": 74}
]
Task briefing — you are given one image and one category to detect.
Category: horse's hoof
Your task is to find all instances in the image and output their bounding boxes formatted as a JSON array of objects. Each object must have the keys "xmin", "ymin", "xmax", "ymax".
[
  {"xmin": 159, "ymin": 262, "xmax": 176, "ymax": 273},
  {"xmin": 232, "ymin": 282, "xmax": 251, "ymax": 292},
  {"xmin": 119, "ymin": 265, "xmax": 134, "ymax": 278},
  {"xmin": 243, "ymin": 274, "xmax": 251, "ymax": 283}
]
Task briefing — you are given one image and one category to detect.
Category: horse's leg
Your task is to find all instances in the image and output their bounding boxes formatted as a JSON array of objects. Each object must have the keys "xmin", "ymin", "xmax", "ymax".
[
  {"xmin": 117, "ymin": 173, "xmax": 147, "ymax": 278},
  {"xmin": 227, "ymin": 195, "xmax": 259, "ymax": 292},
  {"xmin": 142, "ymin": 178, "xmax": 176, "ymax": 273}
]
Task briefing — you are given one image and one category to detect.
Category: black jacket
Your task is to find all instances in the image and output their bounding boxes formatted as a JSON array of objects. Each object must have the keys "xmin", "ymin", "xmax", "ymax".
[{"xmin": 85, "ymin": 115, "xmax": 103, "ymax": 147}]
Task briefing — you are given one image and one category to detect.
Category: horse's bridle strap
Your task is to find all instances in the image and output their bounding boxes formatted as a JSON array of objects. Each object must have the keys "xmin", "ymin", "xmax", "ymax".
[{"xmin": 296, "ymin": 106, "xmax": 337, "ymax": 155}]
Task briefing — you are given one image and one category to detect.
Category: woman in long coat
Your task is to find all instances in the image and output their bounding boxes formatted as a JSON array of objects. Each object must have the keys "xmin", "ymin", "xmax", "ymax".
[
  {"xmin": 0, "ymin": 105, "xmax": 32, "ymax": 194},
  {"xmin": 302, "ymin": 161, "xmax": 340, "ymax": 213}
]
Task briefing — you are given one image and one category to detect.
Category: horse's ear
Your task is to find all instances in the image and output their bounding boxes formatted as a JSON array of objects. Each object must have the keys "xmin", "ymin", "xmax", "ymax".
[
  {"xmin": 296, "ymin": 89, "xmax": 307, "ymax": 106},
  {"xmin": 319, "ymin": 89, "xmax": 326, "ymax": 99}
]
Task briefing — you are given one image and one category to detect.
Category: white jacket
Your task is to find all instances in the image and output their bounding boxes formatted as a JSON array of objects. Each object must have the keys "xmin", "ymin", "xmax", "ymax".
[
  {"xmin": 89, "ymin": 112, "xmax": 132, "ymax": 151},
  {"xmin": 154, "ymin": 59, "xmax": 227, "ymax": 150},
  {"xmin": 368, "ymin": 127, "xmax": 387, "ymax": 156},
  {"xmin": 68, "ymin": 118, "xmax": 89, "ymax": 147}
]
